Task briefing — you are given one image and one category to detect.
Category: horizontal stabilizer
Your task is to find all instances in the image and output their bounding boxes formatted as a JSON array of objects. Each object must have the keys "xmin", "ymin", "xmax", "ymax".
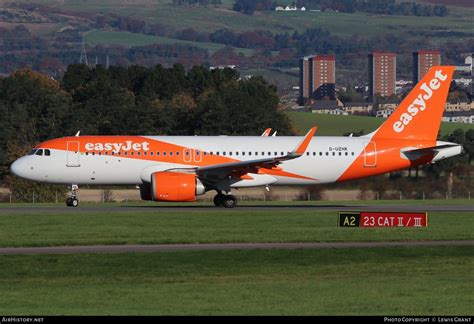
[{"xmin": 401, "ymin": 144, "xmax": 461, "ymax": 161}]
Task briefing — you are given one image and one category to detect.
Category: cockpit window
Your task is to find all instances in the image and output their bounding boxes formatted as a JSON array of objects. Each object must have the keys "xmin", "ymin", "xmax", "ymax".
[
  {"xmin": 28, "ymin": 149, "xmax": 37, "ymax": 155},
  {"xmin": 44, "ymin": 149, "xmax": 51, "ymax": 156},
  {"xmin": 35, "ymin": 149, "xmax": 43, "ymax": 156}
]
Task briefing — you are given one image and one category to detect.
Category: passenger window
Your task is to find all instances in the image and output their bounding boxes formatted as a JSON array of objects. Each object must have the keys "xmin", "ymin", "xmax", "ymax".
[
  {"xmin": 351, "ymin": 152, "xmax": 355, "ymax": 156},
  {"xmin": 248, "ymin": 152, "xmax": 252, "ymax": 156},
  {"xmin": 99, "ymin": 152, "xmax": 102, "ymax": 156},
  {"xmin": 338, "ymin": 152, "xmax": 342, "ymax": 156},
  {"xmin": 274, "ymin": 152, "xmax": 277, "ymax": 156},
  {"xmin": 306, "ymin": 152, "xmax": 309, "ymax": 156},
  {"xmin": 255, "ymin": 152, "xmax": 258, "ymax": 156},
  {"xmin": 325, "ymin": 152, "xmax": 329, "ymax": 156},
  {"xmin": 123, "ymin": 152, "xmax": 127, "ymax": 156},
  {"xmin": 118, "ymin": 152, "xmax": 121, "ymax": 156},
  {"xmin": 35, "ymin": 149, "xmax": 43, "ymax": 156},
  {"xmin": 229, "ymin": 152, "xmax": 233, "ymax": 156},
  {"xmin": 216, "ymin": 152, "xmax": 219, "ymax": 155},
  {"xmin": 105, "ymin": 152, "xmax": 108, "ymax": 156},
  {"xmin": 313, "ymin": 152, "xmax": 316, "ymax": 156},
  {"xmin": 210, "ymin": 152, "xmax": 214, "ymax": 155},
  {"xmin": 92, "ymin": 152, "xmax": 96, "ymax": 156},
  {"xmin": 150, "ymin": 152, "xmax": 153, "ymax": 156},
  {"xmin": 176, "ymin": 151, "xmax": 180, "ymax": 156},
  {"xmin": 236, "ymin": 152, "xmax": 239, "ymax": 156},
  {"xmin": 170, "ymin": 152, "xmax": 173, "ymax": 156},
  {"xmin": 157, "ymin": 152, "xmax": 160, "ymax": 156},
  {"xmin": 319, "ymin": 152, "xmax": 322, "ymax": 156},
  {"xmin": 223, "ymin": 152, "xmax": 226, "ymax": 156},
  {"xmin": 111, "ymin": 152, "xmax": 115, "ymax": 156},
  {"xmin": 163, "ymin": 152, "xmax": 167, "ymax": 156},
  {"xmin": 45, "ymin": 149, "xmax": 51, "ymax": 156},
  {"xmin": 130, "ymin": 152, "xmax": 134, "ymax": 156},
  {"xmin": 332, "ymin": 152, "xmax": 335, "ymax": 156},
  {"xmin": 345, "ymin": 152, "xmax": 348, "ymax": 156},
  {"xmin": 242, "ymin": 152, "xmax": 245, "ymax": 156},
  {"xmin": 86, "ymin": 152, "xmax": 89, "ymax": 156}
]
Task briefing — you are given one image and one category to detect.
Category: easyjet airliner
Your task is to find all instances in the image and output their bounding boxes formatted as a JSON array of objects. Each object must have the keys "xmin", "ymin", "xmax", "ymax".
[{"xmin": 10, "ymin": 66, "xmax": 462, "ymax": 207}]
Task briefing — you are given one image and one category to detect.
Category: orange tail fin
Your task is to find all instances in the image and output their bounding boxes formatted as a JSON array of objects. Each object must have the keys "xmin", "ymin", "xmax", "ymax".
[{"xmin": 372, "ymin": 66, "xmax": 454, "ymax": 141}]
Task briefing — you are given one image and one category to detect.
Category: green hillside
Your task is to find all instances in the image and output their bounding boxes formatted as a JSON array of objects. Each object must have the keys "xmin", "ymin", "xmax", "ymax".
[
  {"xmin": 85, "ymin": 30, "xmax": 255, "ymax": 56},
  {"xmin": 288, "ymin": 112, "xmax": 474, "ymax": 136},
  {"xmin": 23, "ymin": 1, "xmax": 474, "ymax": 39}
]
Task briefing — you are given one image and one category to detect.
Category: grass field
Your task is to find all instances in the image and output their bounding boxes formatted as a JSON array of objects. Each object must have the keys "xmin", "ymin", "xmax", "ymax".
[
  {"xmin": 288, "ymin": 112, "xmax": 474, "ymax": 136},
  {"xmin": 0, "ymin": 246, "xmax": 472, "ymax": 315},
  {"xmin": 0, "ymin": 207, "xmax": 472, "ymax": 247},
  {"xmin": 0, "ymin": 203, "xmax": 472, "ymax": 315}
]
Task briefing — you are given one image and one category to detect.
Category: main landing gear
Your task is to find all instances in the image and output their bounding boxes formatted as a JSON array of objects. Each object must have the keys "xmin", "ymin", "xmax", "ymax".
[
  {"xmin": 213, "ymin": 193, "xmax": 237, "ymax": 208},
  {"xmin": 66, "ymin": 184, "xmax": 79, "ymax": 207}
]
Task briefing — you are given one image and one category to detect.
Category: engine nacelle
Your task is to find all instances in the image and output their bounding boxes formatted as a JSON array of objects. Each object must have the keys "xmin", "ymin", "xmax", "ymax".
[{"xmin": 150, "ymin": 171, "xmax": 205, "ymax": 202}]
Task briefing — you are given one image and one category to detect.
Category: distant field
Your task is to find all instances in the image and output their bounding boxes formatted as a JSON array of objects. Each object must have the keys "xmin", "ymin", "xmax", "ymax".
[
  {"xmin": 0, "ymin": 246, "xmax": 472, "ymax": 315},
  {"xmin": 0, "ymin": 208, "xmax": 472, "ymax": 247},
  {"xmin": 85, "ymin": 30, "xmax": 255, "ymax": 56},
  {"xmin": 288, "ymin": 112, "xmax": 474, "ymax": 136},
  {"xmin": 23, "ymin": 1, "xmax": 474, "ymax": 39}
]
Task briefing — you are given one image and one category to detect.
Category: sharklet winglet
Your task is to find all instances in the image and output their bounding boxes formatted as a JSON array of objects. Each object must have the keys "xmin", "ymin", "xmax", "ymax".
[{"xmin": 291, "ymin": 127, "xmax": 317, "ymax": 156}]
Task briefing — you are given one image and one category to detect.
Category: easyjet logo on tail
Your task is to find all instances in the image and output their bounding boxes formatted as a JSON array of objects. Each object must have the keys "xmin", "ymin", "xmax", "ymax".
[
  {"xmin": 393, "ymin": 69, "xmax": 448, "ymax": 133},
  {"xmin": 85, "ymin": 141, "xmax": 150, "ymax": 152}
]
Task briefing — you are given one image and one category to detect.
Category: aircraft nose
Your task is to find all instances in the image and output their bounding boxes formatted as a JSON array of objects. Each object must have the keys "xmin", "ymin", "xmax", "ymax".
[{"xmin": 10, "ymin": 157, "xmax": 29, "ymax": 179}]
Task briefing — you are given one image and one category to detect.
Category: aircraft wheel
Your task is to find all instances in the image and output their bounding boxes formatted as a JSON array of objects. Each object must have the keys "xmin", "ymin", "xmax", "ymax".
[
  {"xmin": 71, "ymin": 198, "xmax": 79, "ymax": 207},
  {"xmin": 223, "ymin": 195, "xmax": 237, "ymax": 208},
  {"xmin": 66, "ymin": 197, "xmax": 79, "ymax": 207},
  {"xmin": 213, "ymin": 194, "xmax": 225, "ymax": 207}
]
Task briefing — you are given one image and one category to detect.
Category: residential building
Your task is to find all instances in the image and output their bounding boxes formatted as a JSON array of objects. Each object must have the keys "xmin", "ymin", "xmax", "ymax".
[
  {"xmin": 445, "ymin": 101, "xmax": 474, "ymax": 112},
  {"xmin": 299, "ymin": 54, "xmax": 336, "ymax": 104},
  {"xmin": 413, "ymin": 50, "xmax": 441, "ymax": 84},
  {"xmin": 442, "ymin": 111, "xmax": 474, "ymax": 124},
  {"xmin": 343, "ymin": 102, "xmax": 374, "ymax": 115},
  {"xmin": 368, "ymin": 52, "xmax": 396, "ymax": 101}
]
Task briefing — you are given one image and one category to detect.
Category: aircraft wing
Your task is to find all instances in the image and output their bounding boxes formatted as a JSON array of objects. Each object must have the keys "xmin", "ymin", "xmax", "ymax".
[{"xmin": 196, "ymin": 127, "xmax": 317, "ymax": 181}]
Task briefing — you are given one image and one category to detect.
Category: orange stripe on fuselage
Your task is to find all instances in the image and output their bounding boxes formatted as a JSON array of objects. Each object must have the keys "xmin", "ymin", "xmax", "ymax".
[
  {"xmin": 36, "ymin": 136, "xmax": 317, "ymax": 181},
  {"xmin": 337, "ymin": 139, "xmax": 435, "ymax": 182}
]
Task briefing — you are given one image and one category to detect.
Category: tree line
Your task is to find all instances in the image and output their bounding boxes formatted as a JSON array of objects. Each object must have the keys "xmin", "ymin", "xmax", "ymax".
[{"xmin": 0, "ymin": 64, "xmax": 292, "ymax": 183}]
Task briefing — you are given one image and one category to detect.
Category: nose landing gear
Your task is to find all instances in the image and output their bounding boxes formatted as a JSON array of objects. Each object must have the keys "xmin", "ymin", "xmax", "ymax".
[
  {"xmin": 213, "ymin": 192, "xmax": 237, "ymax": 208},
  {"xmin": 66, "ymin": 184, "xmax": 79, "ymax": 207}
]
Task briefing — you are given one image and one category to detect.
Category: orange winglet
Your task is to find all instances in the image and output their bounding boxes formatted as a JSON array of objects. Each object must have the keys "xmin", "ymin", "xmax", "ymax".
[
  {"xmin": 292, "ymin": 127, "xmax": 317, "ymax": 155},
  {"xmin": 261, "ymin": 128, "xmax": 272, "ymax": 136}
]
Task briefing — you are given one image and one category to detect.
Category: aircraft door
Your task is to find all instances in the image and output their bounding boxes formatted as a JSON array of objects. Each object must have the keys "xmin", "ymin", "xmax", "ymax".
[
  {"xmin": 183, "ymin": 148, "xmax": 192, "ymax": 163},
  {"xmin": 66, "ymin": 141, "xmax": 81, "ymax": 167},
  {"xmin": 363, "ymin": 141, "xmax": 377, "ymax": 167},
  {"xmin": 194, "ymin": 149, "xmax": 202, "ymax": 163}
]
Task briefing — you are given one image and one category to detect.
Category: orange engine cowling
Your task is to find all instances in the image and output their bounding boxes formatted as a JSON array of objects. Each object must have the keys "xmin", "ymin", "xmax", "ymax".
[{"xmin": 151, "ymin": 171, "xmax": 205, "ymax": 202}]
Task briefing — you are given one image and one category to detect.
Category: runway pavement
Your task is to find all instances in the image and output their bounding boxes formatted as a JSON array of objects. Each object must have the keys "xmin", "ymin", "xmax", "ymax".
[
  {"xmin": 0, "ymin": 203, "xmax": 473, "ymax": 214},
  {"xmin": 0, "ymin": 240, "xmax": 473, "ymax": 255}
]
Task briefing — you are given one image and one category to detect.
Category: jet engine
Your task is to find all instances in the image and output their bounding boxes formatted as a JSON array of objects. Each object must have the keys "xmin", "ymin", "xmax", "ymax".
[{"xmin": 140, "ymin": 171, "xmax": 205, "ymax": 202}]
